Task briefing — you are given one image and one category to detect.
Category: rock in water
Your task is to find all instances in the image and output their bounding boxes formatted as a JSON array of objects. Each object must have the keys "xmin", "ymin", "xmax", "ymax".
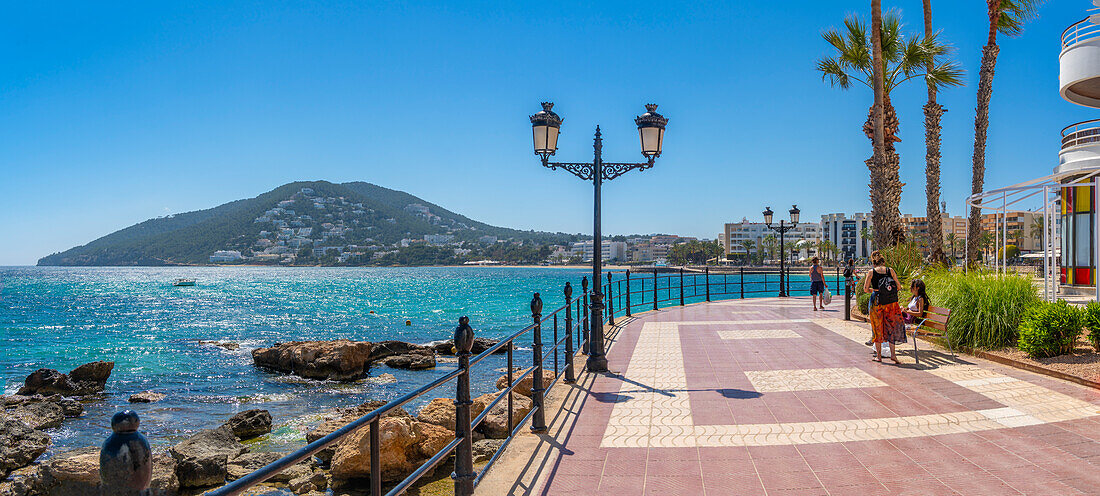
[
  {"xmin": 472, "ymin": 439, "xmax": 504, "ymax": 462},
  {"xmin": 9, "ymin": 402, "xmax": 65, "ymax": 430},
  {"xmin": 370, "ymin": 341, "xmax": 436, "ymax": 370},
  {"xmin": 416, "ymin": 397, "xmax": 487, "ymax": 431},
  {"xmin": 251, "ymin": 341, "xmax": 373, "ymax": 381},
  {"xmin": 17, "ymin": 361, "xmax": 113, "ymax": 397},
  {"xmin": 474, "ymin": 392, "xmax": 532, "ymax": 439},
  {"xmin": 225, "ymin": 452, "xmax": 308, "ymax": 483},
  {"xmin": 0, "ymin": 418, "xmax": 50, "ymax": 479},
  {"xmin": 168, "ymin": 426, "xmax": 248, "ymax": 488},
  {"xmin": 40, "ymin": 447, "xmax": 101, "ymax": 496},
  {"xmin": 224, "ymin": 409, "xmax": 272, "ymax": 440},
  {"xmin": 495, "ymin": 369, "xmax": 556, "ymax": 397},
  {"xmin": 329, "ymin": 416, "xmax": 452, "ymax": 482},
  {"xmin": 129, "ymin": 392, "xmax": 167, "ymax": 403},
  {"xmin": 304, "ymin": 401, "xmax": 410, "ymax": 464},
  {"xmin": 149, "ymin": 453, "xmax": 179, "ymax": 496}
]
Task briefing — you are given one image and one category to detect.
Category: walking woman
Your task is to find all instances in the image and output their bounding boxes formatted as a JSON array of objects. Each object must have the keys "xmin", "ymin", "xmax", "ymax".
[
  {"xmin": 863, "ymin": 251, "xmax": 903, "ymax": 364},
  {"xmin": 809, "ymin": 257, "xmax": 827, "ymax": 311}
]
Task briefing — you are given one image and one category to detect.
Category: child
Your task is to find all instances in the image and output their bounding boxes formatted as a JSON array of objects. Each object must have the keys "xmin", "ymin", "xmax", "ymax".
[{"xmin": 903, "ymin": 279, "xmax": 930, "ymax": 325}]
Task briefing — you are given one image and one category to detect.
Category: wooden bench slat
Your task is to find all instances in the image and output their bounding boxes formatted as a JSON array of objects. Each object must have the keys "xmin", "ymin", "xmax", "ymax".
[
  {"xmin": 922, "ymin": 313, "xmax": 950, "ymax": 324},
  {"xmin": 921, "ymin": 321, "xmax": 947, "ymax": 332}
]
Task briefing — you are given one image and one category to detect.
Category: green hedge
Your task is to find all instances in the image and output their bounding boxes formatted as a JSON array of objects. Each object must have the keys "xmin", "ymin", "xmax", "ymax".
[
  {"xmin": 1018, "ymin": 300, "xmax": 1083, "ymax": 359},
  {"xmin": 1082, "ymin": 302, "xmax": 1100, "ymax": 352},
  {"xmin": 922, "ymin": 270, "xmax": 1038, "ymax": 350}
]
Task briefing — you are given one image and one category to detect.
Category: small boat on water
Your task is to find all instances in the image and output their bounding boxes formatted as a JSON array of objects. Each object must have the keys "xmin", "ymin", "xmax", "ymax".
[{"xmin": 173, "ymin": 279, "xmax": 196, "ymax": 287}]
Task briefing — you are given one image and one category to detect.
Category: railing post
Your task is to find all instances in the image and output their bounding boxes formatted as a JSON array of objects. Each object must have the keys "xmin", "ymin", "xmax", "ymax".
[
  {"xmin": 451, "ymin": 317, "xmax": 476, "ymax": 496},
  {"xmin": 371, "ymin": 418, "xmax": 381, "ymax": 496},
  {"xmin": 606, "ymin": 272, "xmax": 615, "ymax": 326},
  {"xmin": 740, "ymin": 267, "xmax": 745, "ymax": 299},
  {"xmin": 100, "ymin": 411, "xmax": 152, "ymax": 496},
  {"xmin": 625, "ymin": 270, "xmax": 632, "ymax": 316},
  {"xmin": 845, "ymin": 274, "xmax": 852, "ymax": 321},
  {"xmin": 553, "ymin": 313, "xmax": 559, "ymax": 376},
  {"xmin": 679, "ymin": 268, "xmax": 685, "ymax": 306},
  {"xmin": 530, "ymin": 293, "xmax": 547, "ymax": 432},
  {"xmin": 652, "ymin": 269, "xmax": 658, "ymax": 310},
  {"xmin": 564, "ymin": 282, "xmax": 575, "ymax": 383},
  {"xmin": 581, "ymin": 277, "xmax": 590, "ymax": 355},
  {"xmin": 705, "ymin": 267, "xmax": 711, "ymax": 302}
]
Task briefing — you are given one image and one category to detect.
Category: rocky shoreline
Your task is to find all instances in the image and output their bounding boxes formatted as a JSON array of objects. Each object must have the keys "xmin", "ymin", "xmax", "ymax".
[{"xmin": 2, "ymin": 337, "xmax": 531, "ymax": 496}]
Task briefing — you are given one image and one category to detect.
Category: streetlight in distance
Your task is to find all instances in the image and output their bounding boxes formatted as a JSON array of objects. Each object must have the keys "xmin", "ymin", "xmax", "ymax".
[
  {"xmin": 763, "ymin": 205, "xmax": 800, "ymax": 297},
  {"xmin": 529, "ymin": 102, "xmax": 668, "ymax": 372}
]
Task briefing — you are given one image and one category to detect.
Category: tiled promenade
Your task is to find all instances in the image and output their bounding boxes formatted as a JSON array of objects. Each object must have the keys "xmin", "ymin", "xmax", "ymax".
[{"xmin": 478, "ymin": 297, "xmax": 1100, "ymax": 495}]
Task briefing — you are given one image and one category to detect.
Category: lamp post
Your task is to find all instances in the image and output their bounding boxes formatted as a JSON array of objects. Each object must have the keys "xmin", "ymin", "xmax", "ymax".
[
  {"xmin": 763, "ymin": 205, "xmax": 800, "ymax": 298},
  {"xmin": 530, "ymin": 102, "xmax": 668, "ymax": 373}
]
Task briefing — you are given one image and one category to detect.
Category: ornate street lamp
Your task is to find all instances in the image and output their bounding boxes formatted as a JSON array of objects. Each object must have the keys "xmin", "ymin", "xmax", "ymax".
[
  {"xmin": 530, "ymin": 102, "xmax": 668, "ymax": 372},
  {"xmin": 764, "ymin": 205, "xmax": 799, "ymax": 297}
]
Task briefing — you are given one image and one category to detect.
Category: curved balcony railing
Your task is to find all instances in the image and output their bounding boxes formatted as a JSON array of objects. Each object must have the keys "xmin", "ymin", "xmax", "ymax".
[
  {"xmin": 1062, "ymin": 17, "xmax": 1100, "ymax": 50},
  {"xmin": 1062, "ymin": 119, "xmax": 1100, "ymax": 150}
]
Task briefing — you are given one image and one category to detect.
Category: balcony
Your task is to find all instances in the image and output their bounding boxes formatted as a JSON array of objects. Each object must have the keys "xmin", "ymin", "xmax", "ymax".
[
  {"xmin": 1058, "ymin": 119, "xmax": 1100, "ymax": 174},
  {"xmin": 1061, "ymin": 16, "xmax": 1100, "ymax": 107}
]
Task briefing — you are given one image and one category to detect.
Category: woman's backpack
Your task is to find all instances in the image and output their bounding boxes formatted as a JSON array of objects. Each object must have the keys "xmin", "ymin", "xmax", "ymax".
[{"xmin": 877, "ymin": 271, "xmax": 898, "ymax": 299}]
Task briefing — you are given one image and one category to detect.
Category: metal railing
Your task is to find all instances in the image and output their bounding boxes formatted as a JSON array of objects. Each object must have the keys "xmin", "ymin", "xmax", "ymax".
[
  {"xmin": 1061, "ymin": 119, "xmax": 1100, "ymax": 150},
  {"xmin": 99, "ymin": 267, "xmax": 844, "ymax": 496},
  {"xmin": 1062, "ymin": 17, "xmax": 1100, "ymax": 50}
]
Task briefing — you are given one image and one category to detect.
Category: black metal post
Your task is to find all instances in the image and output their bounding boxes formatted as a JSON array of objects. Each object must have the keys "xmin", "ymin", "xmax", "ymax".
[
  {"xmin": 507, "ymin": 345, "xmax": 514, "ymax": 432},
  {"xmin": 679, "ymin": 268, "xmax": 685, "ymax": 306},
  {"xmin": 652, "ymin": 269, "xmax": 658, "ymax": 310},
  {"xmin": 625, "ymin": 270, "xmax": 632, "ymax": 316},
  {"xmin": 587, "ymin": 130, "xmax": 609, "ymax": 372},
  {"xmin": 845, "ymin": 275, "xmax": 852, "ymax": 321},
  {"xmin": 100, "ymin": 411, "xmax": 152, "ymax": 496},
  {"xmin": 606, "ymin": 272, "xmax": 615, "ymax": 326},
  {"xmin": 564, "ymin": 282, "xmax": 575, "ymax": 383},
  {"xmin": 705, "ymin": 267, "xmax": 711, "ymax": 302},
  {"xmin": 740, "ymin": 267, "xmax": 745, "ymax": 299},
  {"xmin": 553, "ymin": 313, "xmax": 559, "ymax": 376},
  {"xmin": 370, "ymin": 418, "xmax": 381, "ymax": 496},
  {"xmin": 451, "ymin": 317, "xmax": 476, "ymax": 496},
  {"xmin": 530, "ymin": 293, "xmax": 547, "ymax": 432},
  {"xmin": 779, "ymin": 221, "xmax": 787, "ymax": 297},
  {"xmin": 581, "ymin": 276, "xmax": 590, "ymax": 355}
]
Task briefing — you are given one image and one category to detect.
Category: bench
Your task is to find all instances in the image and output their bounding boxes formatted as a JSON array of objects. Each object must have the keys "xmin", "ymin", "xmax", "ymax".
[{"xmin": 910, "ymin": 305, "xmax": 954, "ymax": 365}]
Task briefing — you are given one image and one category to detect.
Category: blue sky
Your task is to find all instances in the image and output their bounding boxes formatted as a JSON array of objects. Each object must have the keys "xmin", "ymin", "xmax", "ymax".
[{"xmin": 0, "ymin": 1, "xmax": 1091, "ymax": 265}]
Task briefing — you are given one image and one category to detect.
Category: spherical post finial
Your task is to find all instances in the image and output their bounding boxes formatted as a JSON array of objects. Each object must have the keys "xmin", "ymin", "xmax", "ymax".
[
  {"xmin": 607, "ymin": 272, "xmax": 612, "ymax": 283},
  {"xmin": 565, "ymin": 281, "xmax": 573, "ymax": 299},
  {"xmin": 531, "ymin": 293, "xmax": 543, "ymax": 316},
  {"xmin": 581, "ymin": 276, "xmax": 588, "ymax": 291},
  {"xmin": 111, "ymin": 410, "xmax": 140, "ymax": 433}
]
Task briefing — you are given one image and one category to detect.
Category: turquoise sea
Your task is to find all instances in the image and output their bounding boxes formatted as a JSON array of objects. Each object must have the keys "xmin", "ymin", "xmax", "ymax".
[{"xmin": 0, "ymin": 266, "xmax": 832, "ymax": 454}]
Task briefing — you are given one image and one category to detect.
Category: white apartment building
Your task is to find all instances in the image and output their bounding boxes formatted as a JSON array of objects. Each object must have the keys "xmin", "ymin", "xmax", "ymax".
[
  {"xmin": 571, "ymin": 240, "xmax": 627, "ymax": 262},
  {"xmin": 209, "ymin": 250, "xmax": 244, "ymax": 263},
  {"xmin": 722, "ymin": 219, "xmax": 821, "ymax": 259},
  {"xmin": 821, "ymin": 213, "xmax": 872, "ymax": 261}
]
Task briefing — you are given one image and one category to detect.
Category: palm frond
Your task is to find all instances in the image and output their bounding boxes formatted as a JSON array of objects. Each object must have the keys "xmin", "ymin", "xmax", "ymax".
[
  {"xmin": 817, "ymin": 57, "xmax": 854, "ymax": 89},
  {"xmin": 998, "ymin": 0, "xmax": 1044, "ymax": 37},
  {"xmin": 880, "ymin": 10, "xmax": 905, "ymax": 63},
  {"xmin": 924, "ymin": 59, "xmax": 966, "ymax": 89}
]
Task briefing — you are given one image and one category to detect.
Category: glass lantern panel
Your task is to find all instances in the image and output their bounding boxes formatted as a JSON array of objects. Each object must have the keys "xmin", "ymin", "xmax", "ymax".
[
  {"xmin": 639, "ymin": 127, "xmax": 662, "ymax": 155},
  {"xmin": 1077, "ymin": 186, "xmax": 1093, "ymax": 213}
]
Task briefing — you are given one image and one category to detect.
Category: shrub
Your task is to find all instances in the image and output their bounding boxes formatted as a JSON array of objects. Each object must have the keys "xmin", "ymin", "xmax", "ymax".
[
  {"xmin": 1082, "ymin": 302, "xmax": 1100, "ymax": 352},
  {"xmin": 923, "ymin": 269, "xmax": 1038, "ymax": 350},
  {"xmin": 1017, "ymin": 300, "xmax": 1083, "ymax": 359}
]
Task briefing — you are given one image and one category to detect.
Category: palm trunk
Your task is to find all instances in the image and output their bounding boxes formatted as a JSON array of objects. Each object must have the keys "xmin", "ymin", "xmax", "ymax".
[
  {"xmin": 967, "ymin": 0, "xmax": 1003, "ymax": 267},
  {"xmin": 864, "ymin": 95, "xmax": 902, "ymax": 249},
  {"xmin": 923, "ymin": 0, "xmax": 947, "ymax": 265},
  {"xmin": 870, "ymin": 0, "xmax": 892, "ymax": 249}
]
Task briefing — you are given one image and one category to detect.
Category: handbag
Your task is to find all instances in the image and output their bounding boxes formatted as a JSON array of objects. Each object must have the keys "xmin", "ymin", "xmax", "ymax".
[{"xmin": 821, "ymin": 287, "xmax": 832, "ymax": 306}]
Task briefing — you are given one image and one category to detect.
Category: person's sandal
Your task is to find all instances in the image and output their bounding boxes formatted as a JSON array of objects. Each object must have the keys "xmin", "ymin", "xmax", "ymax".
[{"xmin": 865, "ymin": 340, "xmax": 873, "ymax": 346}]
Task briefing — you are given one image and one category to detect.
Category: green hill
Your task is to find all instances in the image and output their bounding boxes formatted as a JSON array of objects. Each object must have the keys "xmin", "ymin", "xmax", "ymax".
[{"xmin": 37, "ymin": 181, "xmax": 575, "ymax": 266}]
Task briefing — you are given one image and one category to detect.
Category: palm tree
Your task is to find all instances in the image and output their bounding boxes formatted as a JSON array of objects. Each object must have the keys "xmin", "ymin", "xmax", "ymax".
[
  {"xmin": 762, "ymin": 234, "xmax": 778, "ymax": 263},
  {"xmin": 819, "ymin": 9, "xmax": 963, "ymax": 249},
  {"xmin": 966, "ymin": 0, "xmax": 1043, "ymax": 266},
  {"xmin": 945, "ymin": 232, "xmax": 958, "ymax": 260},
  {"xmin": 739, "ymin": 239, "xmax": 755, "ymax": 264},
  {"xmin": 922, "ymin": 0, "xmax": 960, "ymax": 266},
  {"xmin": 1030, "ymin": 216, "xmax": 1044, "ymax": 240}
]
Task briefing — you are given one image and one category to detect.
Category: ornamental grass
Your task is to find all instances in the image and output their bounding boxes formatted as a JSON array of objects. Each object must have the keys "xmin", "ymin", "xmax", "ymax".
[{"xmin": 922, "ymin": 269, "xmax": 1038, "ymax": 350}]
